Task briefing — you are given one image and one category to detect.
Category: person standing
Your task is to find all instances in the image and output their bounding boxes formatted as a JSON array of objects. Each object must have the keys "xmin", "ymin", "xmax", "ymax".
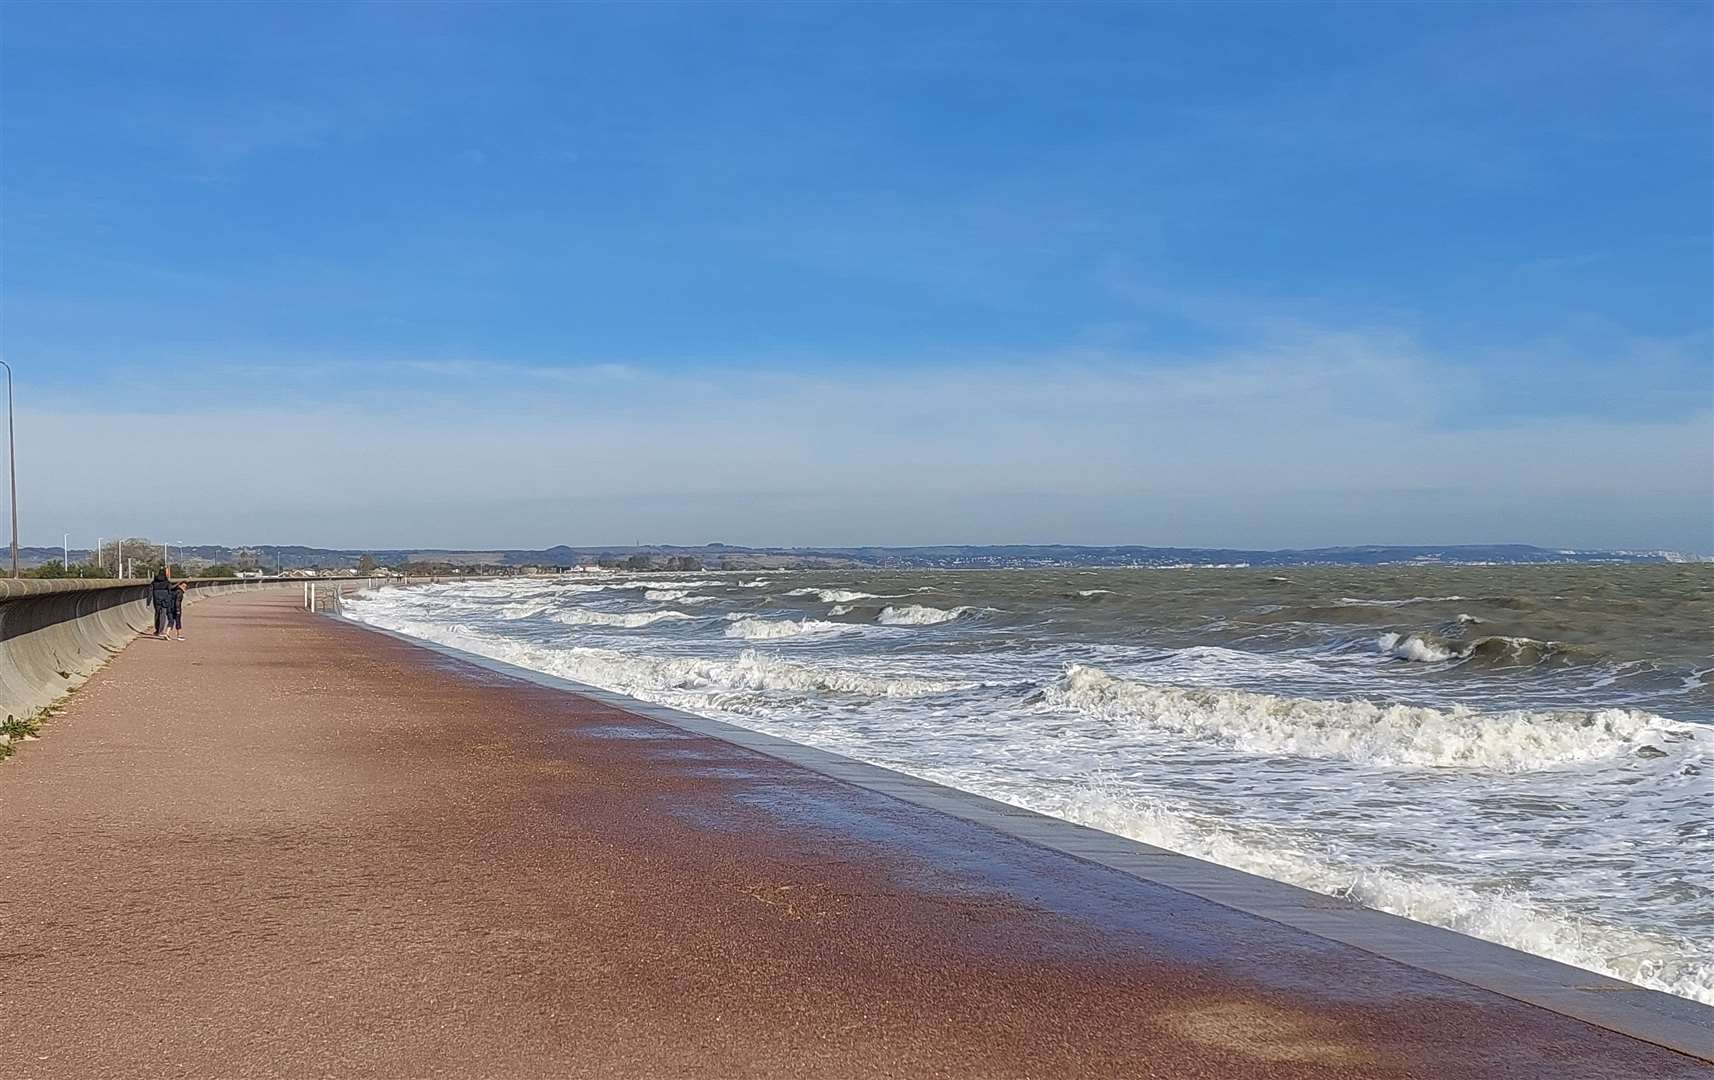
[
  {"xmin": 168, "ymin": 578, "xmax": 187, "ymax": 641},
  {"xmin": 148, "ymin": 567, "xmax": 174, "ymax": 638}
]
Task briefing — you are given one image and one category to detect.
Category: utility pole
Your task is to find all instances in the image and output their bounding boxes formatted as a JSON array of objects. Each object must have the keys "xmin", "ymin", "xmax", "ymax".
[
  {"xmin": 1, "ymin": 360, "xmax": 16, "ymax": 578},
  {"xmin": 63, "ymin": 533, "xmax": 68, "ymax": 570}
]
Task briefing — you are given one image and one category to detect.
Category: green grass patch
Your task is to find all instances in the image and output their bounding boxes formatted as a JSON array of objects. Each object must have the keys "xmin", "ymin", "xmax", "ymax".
[{"xmin": 1, "ymin": 715, "xmax": 43, "ymax": 741}]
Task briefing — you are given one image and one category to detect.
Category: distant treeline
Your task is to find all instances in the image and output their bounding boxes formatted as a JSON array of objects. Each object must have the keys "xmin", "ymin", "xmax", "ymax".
[
  {"xmin": 24, "ymin": 559, "xmax": 239, "ymax": 580},
  {"xmin": 392, "ymin": 554, "xmax": 705, "ymax": 576}
]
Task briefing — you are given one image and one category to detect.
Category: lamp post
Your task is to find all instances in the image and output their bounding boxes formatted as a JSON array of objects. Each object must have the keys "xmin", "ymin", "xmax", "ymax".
[{"xmin": 1, "ymin": 360, "xmax": 16, "ymax": 578}]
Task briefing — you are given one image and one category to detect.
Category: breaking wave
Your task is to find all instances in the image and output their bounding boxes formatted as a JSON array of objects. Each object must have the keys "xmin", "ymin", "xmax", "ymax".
[
  {"xmin": 1043, "ymin": 664, "xmax": 1701, "ymax": 772},
  {"xmin": 644, "ymin": 589, "xmax": 717, "ymax": 603},
  {"xmin": 725, "ymin": 617, "xmax": 854, "ymax": 640},
  {"xmin": 1377, "ymin": 632, "xmax": 1582, "ymax": 668},
  {"xmin": 363, "ymin": 616, "xmax": 965, "ymax": 702},
  {"xmin": 877, "ymin": 604, "xmax": 970, "ymax": 626},
  {"xmin": 550, "ymin": 608, "xmax": 694, "ymax": 629},
  {"xmin": 1339, "ymin": 595, "xmax": 1469, "ymax": 607},
  {"xmin": 1377, "ymin": 632, "xmax": 1459, "ymax": 663},
  {"xmin": 786, "ymin": 587, "xmax": 878, "ymax": 603}
]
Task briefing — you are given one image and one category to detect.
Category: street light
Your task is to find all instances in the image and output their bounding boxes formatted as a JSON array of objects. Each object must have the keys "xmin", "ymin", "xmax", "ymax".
[{"xmin": 0, "ymin": 360, "xmax": 15, "ymax": 578}]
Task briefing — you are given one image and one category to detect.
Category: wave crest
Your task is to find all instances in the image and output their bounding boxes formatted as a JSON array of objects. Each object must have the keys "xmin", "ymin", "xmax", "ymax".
[
  {"xmin": 785, "ymin": 587, "xmax": 878, "ymax": 603},
  {"xmin": 1377, "ymin": 632, "xmax": 1581, "ymax": 668},
  {"xmin": 877, "ymin": 604, "xmax": 968, "ymax": 626},
  {"xmin": 549, "ymin": 608, "xmax": 694, "ymax": 629},
  {"xmin": 1044, "ymin": 664, "xmax": 1700, "ymax": 772},
  {"xmin": 724, "ymin": 617, "xmax": 853, "ymax": 640}
]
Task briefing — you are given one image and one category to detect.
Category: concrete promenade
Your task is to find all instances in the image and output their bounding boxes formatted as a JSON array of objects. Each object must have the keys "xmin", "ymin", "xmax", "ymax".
[{"xmin": 0, "ymin": 591, "xmax": 1707, "ymax": 1079}]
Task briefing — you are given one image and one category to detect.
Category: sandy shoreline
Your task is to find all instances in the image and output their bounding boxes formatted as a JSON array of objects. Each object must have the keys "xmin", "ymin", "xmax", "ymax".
[{"xmin": 0, "ymin": 589, "xmax": 1706, "ymax": 1078}]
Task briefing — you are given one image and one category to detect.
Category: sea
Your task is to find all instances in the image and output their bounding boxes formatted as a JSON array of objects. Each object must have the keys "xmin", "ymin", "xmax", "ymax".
[{"xmin": 340, "ymin": 564, "xmax": 1713, "ymax": 1004}]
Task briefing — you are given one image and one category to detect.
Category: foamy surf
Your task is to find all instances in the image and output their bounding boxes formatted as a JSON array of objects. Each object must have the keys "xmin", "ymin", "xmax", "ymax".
[
  {"xmin": 1044, "ymin": 663, "xmax": 1699, "ymax": 772},
  {"xmin": 549, "ymin": 608, "xmax": 694, "ymax": 629},
  {"xmin": 644, "ymin": 589, "xmax": 717, "ymax": 603},
  {"xmin": 1377, "ymin": 631, "xmax": 1578, "ymax": 668},
  {"xmin": 877, "ymin": 604, "xmax": 969, "ymax": 626},
  {"xmin": 725, "ymin": 617, "xmax": 855, "ymax": 640},
  {"xmin": 785, "ymin": 587, "xmax": 878, "ymax": 603},
  {"xmin": 1016, "ymin": 783, "xmax": 1714, "ymax": 1006},
  {"xmin": 1340, "ymin": 595, "xmax": 1469, "ymax": 607}
]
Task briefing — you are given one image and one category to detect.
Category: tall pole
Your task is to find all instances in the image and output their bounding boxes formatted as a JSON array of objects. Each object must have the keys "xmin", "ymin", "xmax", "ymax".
[
  {"xmin": 64, "ymin": 532, "xmax": 68, "ymax": 570},
  {"xmin": 1, "ymin": 360, "xmax": 16, "ymax": 578}
]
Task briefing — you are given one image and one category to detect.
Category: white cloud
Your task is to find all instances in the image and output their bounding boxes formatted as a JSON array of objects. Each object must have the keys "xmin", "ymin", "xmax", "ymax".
[{"xmin": 15, "ymin": 330, "xmax": 1713, "ymax": 552}]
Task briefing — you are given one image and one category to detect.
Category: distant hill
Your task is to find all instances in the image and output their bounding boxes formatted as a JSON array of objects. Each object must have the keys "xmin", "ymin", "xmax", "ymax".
[{"xmin": 15, "ymin": 541, "xmax": 1708, "ymax": 572}]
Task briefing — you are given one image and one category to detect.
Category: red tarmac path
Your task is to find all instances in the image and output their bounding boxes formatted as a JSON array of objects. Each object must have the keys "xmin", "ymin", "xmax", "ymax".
[{"xmin": 0, "ymin": 590, "xmax": 1707, "ymax": 1078}]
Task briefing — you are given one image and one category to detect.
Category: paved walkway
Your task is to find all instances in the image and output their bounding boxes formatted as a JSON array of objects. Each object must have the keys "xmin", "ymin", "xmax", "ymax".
[{"xmin": 0, "ymin": 590, "xmax": 1706, "ymax": 1079}]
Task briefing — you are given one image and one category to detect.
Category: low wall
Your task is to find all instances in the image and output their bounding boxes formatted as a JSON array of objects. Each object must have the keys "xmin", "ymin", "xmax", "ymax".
[{"xmin": 0, "ymin": 578, "xmax": 290, "ymax": 727}]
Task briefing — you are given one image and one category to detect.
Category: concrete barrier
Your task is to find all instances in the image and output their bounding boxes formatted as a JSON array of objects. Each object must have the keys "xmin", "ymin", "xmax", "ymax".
[
  {"xmin": 0, "ymin": 573, "xmax": 507, "ymax": 737},
  {"xmin": 0, "ymin": 577, "xmax": 292, "ymax": 730}
]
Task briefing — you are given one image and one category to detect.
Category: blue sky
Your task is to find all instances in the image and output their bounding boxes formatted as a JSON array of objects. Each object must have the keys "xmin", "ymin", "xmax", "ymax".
[{"xmin": 2, "ymin": 1, "xmax": 1709, "ymax": 551}]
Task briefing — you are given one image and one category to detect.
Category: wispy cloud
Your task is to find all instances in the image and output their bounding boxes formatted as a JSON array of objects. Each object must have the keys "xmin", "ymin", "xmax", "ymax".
[{"xmin": 19, "ymin": 326, "xmax": 1711, "ymax": 552}]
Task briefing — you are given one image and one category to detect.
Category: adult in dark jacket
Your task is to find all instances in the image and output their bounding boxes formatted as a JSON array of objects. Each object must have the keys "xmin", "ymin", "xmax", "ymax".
[{"xmin": 148, "ymin": 568, "xmax": 174, "ymax": 638}]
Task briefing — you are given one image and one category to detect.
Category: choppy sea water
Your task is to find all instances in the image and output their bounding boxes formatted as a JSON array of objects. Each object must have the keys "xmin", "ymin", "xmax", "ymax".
[{"xmin": 342, "ymin": 566, "xmax": 1713, "ymax": 1004}]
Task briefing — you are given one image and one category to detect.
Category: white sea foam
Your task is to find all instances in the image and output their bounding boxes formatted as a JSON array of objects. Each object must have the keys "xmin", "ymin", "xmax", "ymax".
[
  {"xmin": 1027, "ymin": 784, "xmax": 1714, "ymax": 1005},
  {"xmin": 616, "ymin": 578, "xmax": 720, "ymax": 590},
  {"xmin": 1377, "ymin": 631, "xmax": 1572, "ymax": 668},
  {"xmin": 877, "ymin": 604, "xmax": 968, "ymax": 626},
  {"xmin": 724, "ymin": 617, "xmax": 854, "ymax": 640},
  {"xmin": 642, "ymin": 588, "xmax": 715, "ymax": 603},
  {"xmin": 1377, "ymin": 631, "xmax": 1459, "ymax": 663},
  {"xmin": 828, "ymin": 604, "xmax": 854, "ymax": 616},
  {"xmin": 786, "ymin": 587, "xmax": 877, "ymax": 603},
  {"xmin": 550, "ymin": 608, "xmax": 694, "ymax": 629},
  {"xmin": 347, "ymin": 608, "xmax": 964, "ymax": 702},
  {"xmin": 1339, "ymin": 595, "xmax": 1469, "ymax": 607},
  {"xmin": 498, "ymin": 601, "xmax": 550, "ymax": 620},
  {"xmin": 1044, "ymin": 664, "xmax": 1700, "ymax": 772},
  {"xmin": 1077, "ymin": 589, "xmax": 1113, "ymax": 597}
]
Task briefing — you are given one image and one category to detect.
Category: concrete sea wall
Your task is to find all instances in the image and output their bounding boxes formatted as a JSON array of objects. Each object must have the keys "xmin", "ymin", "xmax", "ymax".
[{"xmin": 0, "ymin": 578, "xmax": 281, "ymax": 729}]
